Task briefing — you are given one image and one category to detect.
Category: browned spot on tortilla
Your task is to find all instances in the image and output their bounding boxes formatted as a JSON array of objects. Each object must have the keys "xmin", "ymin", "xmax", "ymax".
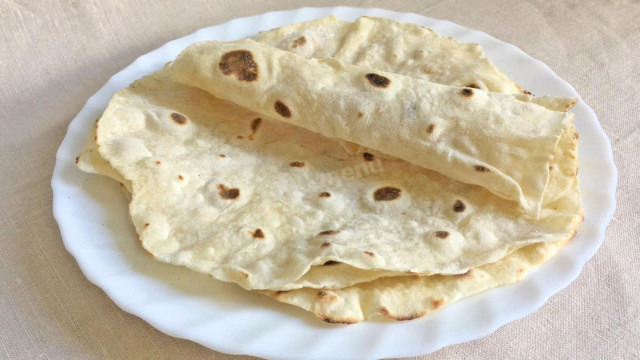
[
  {"xmin": 379, "ymin": 307, "xmax": 424, "ymax": 321},
  {"xmin": 379, "ymin": 307, "xmax": 391, "ymax": 318},
  {"xmin": 236, "ymin": 135, "xmax": 244, "ymax": 140},
  {"xmin": 322, "ymin": 260, "xmax": 339, "ymax": 266},
  {"xmin": 251, "ymin": 228, "xmax": 264, "ymax": 239},
  {"xmin": 365, "ymin": 73, "xmax": 391, "ymax": 88},
  {"xmin": 431, "ymin": 299, "xmax": 444, "ymax": 309},
  {"xmin": 453, "ymin": 199, "xmax": 466, "ymax": 212},
  {"xmin": 524, "ymin": 90, "xmax": 533, "ymax": 95},
  {"xmin": 274, "ymin": 101, "xmax": 291, "ymax": 118},
  {"xmin": 155, "ymin": 160, "xmax": 161, "ymax": 165},
  {"xmin": 363, "ymin": 152, "xmax": 374, "ymax": 161},
  {"xmin": 460, "ymin": 88, "xmax": 474, "ymax": 97},
  {"xmin": 427, "ymin": 124, "xmax": 435, "ymax": 134},
  {"xmin": 435, "ymin": 231, "xmax": 449, "ymax": 239},
  {"xmin": 317, "ymin": 290, "xmax": 327, "ymax": 299},
  {"xmin": 217, "ymin": 184, "xmax": 240, "ymax": 200},
  {"xmin": 357, "ymin": 111, "xmax": 364, "ymax": 118},
  {"xmin": 291, "ymin": 36, "xmax": 307, "ymax": 48},
  {"xmin": 250, "ymin": 118, "xmax": 262, "ymax": 133},
  {"xmin": 241, "ymin": 271, "xmax": 249, "ymax": 278},
  {"xmin": 143, "ymin": 223, "xmax": 149, "ymax": 230},
  {"xmin": 170, "ymin": 112, "xmax": 187, "ymax": 125},
  {"xmin": 289, "ymin": 161, "xmax": 305, "ymax": 167},
  {"xmin": 273, "ymin": 290, "xmax": 288, "ymax": 298},
  {"xmin": 474, "ymin": 165, "xmax": 490, "ymax": 172},
  {"xmin": 218, "ymin": 50, "xmax": 258, "ymax": 81},
  {"xmin": 248, "ymin": 135, "xmax": 254, "ymax": 141},
  {"xmin": 549, "ymin": 164, "xmax": 554, "ymax": 171},
  {"xmin": 75, "ymin": 156, "xmax": 80, "ymax": 164},
  {"xmin": 178, "ymin": 175, "xmax": 184, "ymax": 181},
  {"xmin": 318, "ymin": 230, "xmax": 340, "ymax": 236},
  {"xmin": 218, "ymin": 154, "xmax": 226, "ymax": 158},
  {"xmin": 364, "ymin": 251, "xmax": 375, "ymax": 257},
  {"xmin": 94, "ymin": 136, "xmax": 97, "ymax": 141},
  {"xmin": 318, "ymin": 191, "xmax": 331, "ymax": 198},
  {"xmin": 466, "ymin": 83, "xmax": 480, "ymax": 89},
  {"xmin": 318, "ymin": 315, "xmax": 357, "ymax": 325},
  {"xmin": 373, "ymin": 186, "xmax": 401, "ymax": 201},
  {"xmin": 321, "ymin": 242, "xmax": 331, "ymax": 248}
]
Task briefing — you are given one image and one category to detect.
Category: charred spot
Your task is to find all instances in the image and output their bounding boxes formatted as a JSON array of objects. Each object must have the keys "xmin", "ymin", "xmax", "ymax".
[
  {"xmin": 365, "ymin": 73, "xmax": 391, "ymax": 88},
  {"xmin": 474, "ymin": 165, "xmax": 490, "ymax": 172},
  {"xmin": 251, "ymin": 228, "xmax": 265, "ymax": 239},
  {"xmin": 250, "ymin": 118, "xmax": 262, "ymax": 133},
  {"xmin": 217, "ymin": 184, "xmax": 240, "ymax": 200},
  {"xmin": 236, "ymin": 135, "xmax": 244, "ymax": 140},
  {"xmin": 318, "ymin": 230, "xmax": 340, "ymax": 236},
  {"xmin": 317, "ymin": 290, "xmax": 327, "ymax": 299},
  {"xmin": 427, "ymin": 124, "xmax": 435, "ymax": 134},
  {"xmin": 453, "ymin": 200, "xmax": 466, "ymax": 212},
  {"xmin": 178, "ymin": 175, "xmax": 184, "ymax": 181},
  {"xmin": 431, "ymin": 299, "xmax": 444, "ymax": 309},
  {"xmin": 218, "ymin": 50, "xmax": 258, "ymax": 81},
  {"xmin": 549, "ymin": 164, "xmax": 554, "ymax": 171},
  {"xmin": 291, "ymin": 36, "xmax": 307, "ymax": 48},
  {"xmin": 218, "ymin": 154, "xmax": 226, "ymax": 158},
  {"xmin": 274, "ymin": 100, "xmax": 291, "ymax": 118},
  {"xmin": 380, "ymin": 307, "xmax": 427, "ymax": 321},
  {"xmin": 435, "ymin": 231, "xmax": 449, "ymax": 239},
  {"xmin": 466, "ymin": 83, "xmax": 480, "ymax": 89},
  {"xmin": 143, "ymin": 223, "xmax": 149, "ymax": 230},
  {"xmin": 357, "ymin": 111, "xmax": 364, "ymax": 118},
  {"xmin": 75, "ymin": 156, "xmax": 80, "ymax": 164},
  {"xmin": 322, "ymin": 260, "xmax": 340, "ymax": 266},
  {"xmin": 319, "ymin": 316, "xmax": 356, "ymax": 325},
  {"xmin": 460, "ymin": 88, "xmax": 474, "ymax": 97},
  {"xmin": 364, "ymin": 251, "xmax": 375, "ymax": 257},
  {"xmin": 321, "ymin": 241, "xmax": 331, "ymax": 248},
  {"xmin": 524, "ymin": 90, "xmax": 533, "ymax": 96},
  {"xmin": 379, "ymin": 307, "xmax": 391, "ymax": 318},
  {"xmin": 289, "ymin": 161, "xmax": 305, "ymax": 167},
  {"xmin": 170, "ymin": 112, "xmax": 187, "ymax": 125},
  {"xmin": 373, "ymin": 186, "xmax": 401, "ymax": 201},
  {"xmin": 363, "ymin": 152, "xmax": 374, "ymax": 161},
  {"xmin": 318, "ymin": 191, "xmax": 331, "ymax": 198},
  {"xmin": 274, "ymin": 290, "xmax": 288, "ymax": 297},
  {"xmin": 155, "ymin": 160, "xmax": 162, "ymax": 165}
]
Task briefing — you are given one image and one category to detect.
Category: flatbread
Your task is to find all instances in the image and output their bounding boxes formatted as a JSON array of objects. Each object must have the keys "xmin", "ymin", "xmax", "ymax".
[
  {"xmin": 94, "ymin": 68, "xmax": 581, "ymax": 290},
  {"xmin": 168, "ymin": 39, "xmax": 574, "ymax": 216}
]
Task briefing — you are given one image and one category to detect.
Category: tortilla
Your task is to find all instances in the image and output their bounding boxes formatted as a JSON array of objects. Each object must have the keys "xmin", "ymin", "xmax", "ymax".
[
  {"xmin": 168, "ymin": 39, "xmax": 574, "ymax": 216},
  {"xmin": 76, "ymin": 16, "xmax": 583, "ymax": 322},
  {"xmin": 94, "ymin": 68, "xmax": 581, "ymax": 290}
]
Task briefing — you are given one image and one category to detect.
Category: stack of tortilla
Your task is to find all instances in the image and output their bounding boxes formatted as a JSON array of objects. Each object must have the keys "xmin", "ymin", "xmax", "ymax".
[{"xmin": 77, "ymin": 16, "xmax": 583, "ymax": 324}]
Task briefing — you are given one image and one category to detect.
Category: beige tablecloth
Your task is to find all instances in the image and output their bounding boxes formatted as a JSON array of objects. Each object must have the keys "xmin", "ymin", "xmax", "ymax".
[{"xmin": 1, "ymin": 0, "xmax": 638, "ymax": 359}]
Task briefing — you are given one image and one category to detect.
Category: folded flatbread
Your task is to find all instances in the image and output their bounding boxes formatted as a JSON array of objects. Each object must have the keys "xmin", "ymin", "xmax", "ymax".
[
  {"xmin": 77, "ymin": 16, "xmax": 583, "ymax": 322},
  {"xmin": 168, "ymin": 39, "xmax": 574, "ymax": 216}
]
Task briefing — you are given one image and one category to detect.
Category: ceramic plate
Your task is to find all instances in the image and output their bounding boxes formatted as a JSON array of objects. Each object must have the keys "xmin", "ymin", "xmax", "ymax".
[{"xmin": 52, "ymin": 7, "xmax": 616, "ymax": 359}]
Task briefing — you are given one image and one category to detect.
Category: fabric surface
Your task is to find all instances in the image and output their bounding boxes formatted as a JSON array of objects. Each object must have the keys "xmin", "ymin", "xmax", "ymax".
[{"xmin": 0, "ymin": 0, "xmax": 637, "ymax": 359}]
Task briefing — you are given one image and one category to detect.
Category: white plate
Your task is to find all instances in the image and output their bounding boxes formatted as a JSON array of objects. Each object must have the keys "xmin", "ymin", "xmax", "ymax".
[{"xmin": 52, "ymin": 7, "xmax": 617, "ymax": 359}]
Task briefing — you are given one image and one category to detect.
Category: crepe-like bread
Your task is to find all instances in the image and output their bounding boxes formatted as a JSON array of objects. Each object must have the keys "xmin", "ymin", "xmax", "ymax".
[
  {"xmin": 167, "ymin": 39, "xmax": 574, "ymax": 217},
  {"xmin": 77, "ymin": 17, "xmax": 583, "ymax": 321},
  {"xmin": 92, "ymin": 68, "xmax": 581, "ymax": 291}
]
